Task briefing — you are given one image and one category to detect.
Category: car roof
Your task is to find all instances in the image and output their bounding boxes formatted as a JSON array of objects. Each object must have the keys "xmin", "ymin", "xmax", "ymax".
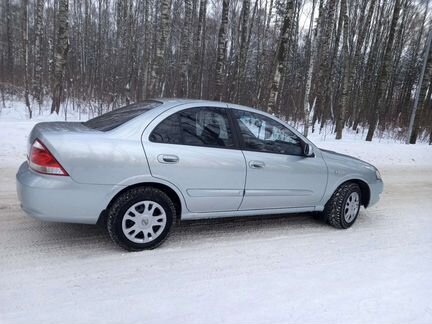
[
  {"xmin": 154, "ymin": 98, "xmax": 229, "ymax": 107},
  {"xmin": 152, "ymin": 98, "xmax": 268, "ymax": 114},
  {"xmin": 148, "ymin": 98, "xmax": 294, "ymax": 125}
]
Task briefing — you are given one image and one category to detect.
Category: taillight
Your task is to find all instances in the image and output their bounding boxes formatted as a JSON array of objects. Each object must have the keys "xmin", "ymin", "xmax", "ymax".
[{"xmin": 29, "ymin": 139, "xmax": 69, "ymax": 176}]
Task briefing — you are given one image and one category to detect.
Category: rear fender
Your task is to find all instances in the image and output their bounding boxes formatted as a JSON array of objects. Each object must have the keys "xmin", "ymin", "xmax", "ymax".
[{"xmin": 104, "ymin": 175, "xmax": 188, "ymax": 218}]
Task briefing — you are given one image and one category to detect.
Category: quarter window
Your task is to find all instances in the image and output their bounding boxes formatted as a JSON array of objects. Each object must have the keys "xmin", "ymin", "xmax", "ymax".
[
  {"xmin": 149, "ymin": 114, "xmax": 181, "ymax": 144},
  {"xmin": 150, "ymin": 107, "xmax": 234, "ymax": 149},
  {"xmin": 233, "ymin": 110, "xmax": 303, "ymax": 156}
]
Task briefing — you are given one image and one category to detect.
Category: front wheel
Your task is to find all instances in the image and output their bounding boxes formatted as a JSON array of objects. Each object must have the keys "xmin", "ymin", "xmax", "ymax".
[
  {"xmin": 107, "ymin": 187, "xmax": 175, "ymax": 251},
  {"xmin": 322, "ymin": 182, "xmax": 361, "ymax": 229}
]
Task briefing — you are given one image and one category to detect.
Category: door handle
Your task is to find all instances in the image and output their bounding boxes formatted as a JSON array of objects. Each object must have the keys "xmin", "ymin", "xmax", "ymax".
[
  {"xmin": 158, "ymin": 154, "xmax": 179, "ymax": 164},
  {"xmin": 249, "ymin": 160, "xmax": 265, "ymax": 169}
]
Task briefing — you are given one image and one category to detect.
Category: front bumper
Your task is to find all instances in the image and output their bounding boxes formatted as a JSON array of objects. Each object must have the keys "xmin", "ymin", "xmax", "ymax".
[
  {"xmin": 16, "ymin": 162, "xmax": 113, "ymax": 224},
  {"xmin": 368, "ymin": 179, "xmax": 384, "ymax": 207}
]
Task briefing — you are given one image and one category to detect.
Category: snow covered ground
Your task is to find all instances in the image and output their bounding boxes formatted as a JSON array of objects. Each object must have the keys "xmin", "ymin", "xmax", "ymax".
[
  {"xmin": 1, "ymin": 167, "xmax": 431, "ymax": 324},
  {"xmin": 0, "ymin": 100, "xmax": 432, "ymax": 324}
]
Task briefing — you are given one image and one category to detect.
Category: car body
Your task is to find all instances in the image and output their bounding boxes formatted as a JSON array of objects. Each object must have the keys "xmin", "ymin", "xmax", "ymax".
[{"xmin": 16, "ymin": 99, "xmax": 383, "ymax": 250}]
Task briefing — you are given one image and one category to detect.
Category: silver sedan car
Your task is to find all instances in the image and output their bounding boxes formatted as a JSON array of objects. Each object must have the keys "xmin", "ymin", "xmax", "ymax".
[{"xmin": 16, "ymin": 99, "xmax": 383, "ymax": 251}]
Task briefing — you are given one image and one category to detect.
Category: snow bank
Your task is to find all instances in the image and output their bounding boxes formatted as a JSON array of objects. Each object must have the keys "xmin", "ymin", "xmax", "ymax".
[
  {"xmin": 0, "ymin": 100, "xmax": 431, "ymax": 169},
  {"xmin": 310, "ymin": 133, "xmax": 432, "ymax": 169}
]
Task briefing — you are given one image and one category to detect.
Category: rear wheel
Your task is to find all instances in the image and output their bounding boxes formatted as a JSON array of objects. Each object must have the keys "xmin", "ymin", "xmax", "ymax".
[
  {"xmin": 322, "ymin": 182, "xmax": 361, "ymax": 229},
  {"xmin": 107, "ymin": 187, "xmax": 175, "ymax": 251}
]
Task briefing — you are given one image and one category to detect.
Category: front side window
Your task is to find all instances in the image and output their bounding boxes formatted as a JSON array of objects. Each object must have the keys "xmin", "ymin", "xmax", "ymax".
[
  {"xmin": 233, "ymin": 109, "xmax": 303, "ymax": 155},
  {"xmin": 150, "ymin": 107, "xmax": 234, "ymax": 149}
]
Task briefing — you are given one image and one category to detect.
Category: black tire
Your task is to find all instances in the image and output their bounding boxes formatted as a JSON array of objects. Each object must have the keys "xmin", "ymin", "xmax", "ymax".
[
  {"xmin": 107, "ymin": 187, "xmax": 176, "ymax": 251},
  {"xmin": 322, "ymin": 182, "xmax": 361, "ymax": 229}
]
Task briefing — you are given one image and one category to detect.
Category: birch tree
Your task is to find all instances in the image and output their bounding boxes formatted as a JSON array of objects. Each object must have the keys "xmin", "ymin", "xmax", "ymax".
[
  {"xmin": 152, "ymin": 0, "xmax": 171, "ymax": 97},
  {"xmin": 267, "ymin": 0, "xmax": 294, "ymax": 114},
  {"xmin": 366, "ymin": 0, "xmax": 402, "ymax": 141},
  {"xmin": 51, "ymin": 0, "xmax": 69, "ymax": 114},
  {"xmin": 315, "ymin": 0, "xmax": 338, "ymax": 123},
  {"xmin": 214, "ymin": 0, "xmax": 230, "ymax": 101},
  {"xmin": 33, "ymin": 0, "xmax": 44, "ymax": 108},
  {"xmin": 348, "ymin": 0, "xmax": 377, "ymax": 130},
  {"xmin": 335, "ymin": 0, "xmax": 349, "ymax": 139},
  {"xmin": 235, "ymin": 0, "xmax": 250, "ymax": 103},
  {"xmin": 179, "ymin": 0, "xmax": 192, "ymax": 97},
  {"xmin": 22, "ymin": 0, "xmax": 31, "ymax": 118},
  {"xmin": 303, "ymin": 0, "xmax": 318, "ymax": 137},
  {"xmin": 407, "ymin": 26, "xmax": 432, "ymax": 144},
  {"xmin": 192, "ymin": 0, "xmax": 207, "ymax": 98}
]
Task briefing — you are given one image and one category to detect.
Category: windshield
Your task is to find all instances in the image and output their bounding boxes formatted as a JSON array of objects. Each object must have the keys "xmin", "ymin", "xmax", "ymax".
[{"xmin": 83, "ymin": 100, "xmax": 161, "ymax": 131}]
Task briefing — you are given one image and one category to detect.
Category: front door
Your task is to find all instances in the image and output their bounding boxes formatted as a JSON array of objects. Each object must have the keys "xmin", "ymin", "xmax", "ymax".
[
  {"xmin": 143, "ymin": 104, "xmax": 246, "ymax": 213},
  {"xmin": 231, "ymin": 108, "xmax": 328, "ymax": 210}
]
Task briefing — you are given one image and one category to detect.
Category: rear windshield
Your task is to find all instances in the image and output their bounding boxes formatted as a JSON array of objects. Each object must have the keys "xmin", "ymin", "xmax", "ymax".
[{"xmin": 83, "ymin": 100, "xmax": 161, "ymax": 131}]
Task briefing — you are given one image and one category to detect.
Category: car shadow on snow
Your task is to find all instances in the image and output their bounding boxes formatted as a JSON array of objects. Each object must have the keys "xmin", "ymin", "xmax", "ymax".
[
  {"xmin": 17, "ymin": 211, "xmax": 370, "ymax": 253},
  {"xmin": 170, "ymin": 213, "xmax": 324, "ymax": 243}
]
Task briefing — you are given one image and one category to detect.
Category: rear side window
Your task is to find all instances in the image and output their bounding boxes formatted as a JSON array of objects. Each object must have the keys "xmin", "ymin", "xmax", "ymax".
[
  {"xmin": 84, "ymin": 101, "xmax": 161, "ymax": 131},
  {"xmin": 150, "ymin": 107, "xmax": 234, "ymax": 148}
]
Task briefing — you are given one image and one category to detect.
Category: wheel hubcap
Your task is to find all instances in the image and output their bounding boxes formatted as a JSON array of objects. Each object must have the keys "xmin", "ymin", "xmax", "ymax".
[
  {"xmin": 344, "ymin": 192, "xmax": 360, "ymax": 223},
  {"xmin": 122, "ymin": 201, "xmax": 167, "ymax": 244}
]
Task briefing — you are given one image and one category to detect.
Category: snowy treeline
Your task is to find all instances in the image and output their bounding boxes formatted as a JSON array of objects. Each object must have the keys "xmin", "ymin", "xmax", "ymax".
[{"xmin": 0, "ymin": 0, "xmax": 431, "ymax": 142}]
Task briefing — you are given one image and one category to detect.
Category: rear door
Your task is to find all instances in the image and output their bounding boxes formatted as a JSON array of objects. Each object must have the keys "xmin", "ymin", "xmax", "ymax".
[
  {"xmin": 142, "ymin": 104, "xmax": 246, "ymax": 213},
  {"xmin": 230, "ymin": 108, "xmax": 328, "ymax": 210}
]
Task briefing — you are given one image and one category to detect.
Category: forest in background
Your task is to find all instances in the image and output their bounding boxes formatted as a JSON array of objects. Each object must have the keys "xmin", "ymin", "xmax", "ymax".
[{"xmin": 0, "ymin": 0, "xmax": 431, "ymax": 143}]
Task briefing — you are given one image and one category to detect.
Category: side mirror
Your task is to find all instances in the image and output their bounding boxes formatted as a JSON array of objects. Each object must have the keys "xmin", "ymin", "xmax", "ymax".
[{"xmin": 303, "ymin": 143, "xmax": 315, "ymax": 157}]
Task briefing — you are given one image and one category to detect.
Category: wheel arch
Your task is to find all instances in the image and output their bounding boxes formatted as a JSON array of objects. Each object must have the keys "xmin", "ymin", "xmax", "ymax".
[
  {"xmin": 342, "ymin": 179, "xmax": 371, "ymax": 208},
  {"xmin": 97, "ymin": 182, "xmax": 183, "ymax": 225}
]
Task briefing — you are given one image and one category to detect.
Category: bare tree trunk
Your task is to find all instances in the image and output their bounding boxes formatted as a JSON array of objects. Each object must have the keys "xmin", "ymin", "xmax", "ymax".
[
  {"xmin": 267, "ymin": 0, "xmax": 294, "ymax": 114},
  {"xmin": 33, "ymin": 0, "xmax": 44, "ymax": 109},
  {"xmin": 315, "ymin": 0, "xmax": 338, "ymax": 123},
  {"xmin": 51, "ymin": 0, "xmax": 69, "ymax": 114},
  {"xmin": 366, "ymin": 0, "xmax": 401, "ymax": 141},
  {"xmin": 235, "ymin": 0, "xmax": 250, "ymax": 103},
  {"xmin": 22, "ymin": 0, "xmax": 32, "ymax": 118},
  {"xmin": 199, "ymin": 2, "xmax": 208, "ymax": 99},
  {"xmin": 152, "ymin": 0, "xmax": 170, "ymax": 97},
  {"xmin": 5, "ymin": 0, "xmax": 14, "ymax": 81},
  {"xmin": 179, "ymin": 0, "xmax": 192, "ymax": 97},
  {"xmin": 214, "ymin": 0, "xmax": 230, "ymax": 101},
  {"xmin": 407, "ymin": 27, "xmax": 432, "ymax": 144},
  {"xmin": 193, "ymin": 0, "xmax": 207, "ymax": 98},
  {"xmin": 349, "ymin": 0, "xmax": 377, "ymax": 129},
  {"xmin": 353, "ymin": 0, "xmax": 386, "ymax": 131},
  {"xmin": 303, "ymin": 0, "xmax": 318, "ymax": 137},
  {"xmin": 380, "ymin": 0, "xmax": 409, "ymax": 131},
  {"xmin": 335, "ymin": 0, "xmax": 349, "ymax": 139}
]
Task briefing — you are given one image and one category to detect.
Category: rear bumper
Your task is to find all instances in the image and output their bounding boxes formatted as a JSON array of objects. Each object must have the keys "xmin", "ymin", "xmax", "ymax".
[{"xmin": 16, "ymin": 162, "xmax": 113, "ymax": 224}]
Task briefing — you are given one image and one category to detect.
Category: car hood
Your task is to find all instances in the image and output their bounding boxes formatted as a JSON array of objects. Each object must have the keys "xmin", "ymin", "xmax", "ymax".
[{"xmin": 319, "ymin": 148, "xmax": 376, "ymax": 170}]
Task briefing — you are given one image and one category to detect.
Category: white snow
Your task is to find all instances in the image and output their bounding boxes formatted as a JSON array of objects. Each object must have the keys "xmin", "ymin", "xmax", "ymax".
[{"xmin": 1, "ymin": 100, "xmax": 432, "ymax": 323}]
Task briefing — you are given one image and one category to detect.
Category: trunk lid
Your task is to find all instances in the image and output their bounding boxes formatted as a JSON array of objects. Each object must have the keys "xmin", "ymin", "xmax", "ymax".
[
  {"xmin": 29, "ymin": 122, "xmax": 90, "ymax": 144},
  {"xmin": 28, "ymin": 122, "xmax": 95, "ymax": 155}
]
